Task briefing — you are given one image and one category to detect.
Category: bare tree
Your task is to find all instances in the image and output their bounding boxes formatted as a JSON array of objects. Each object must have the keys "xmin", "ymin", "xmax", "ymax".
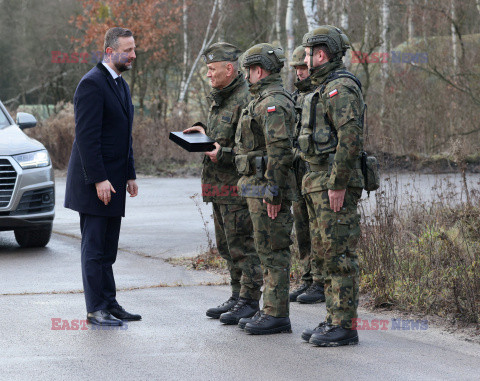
[
  {"xmin": 450, "ymin": 0, "xmax": 458, "ymax": 72},
  {"xmin": 380, "ymin": 0, "xmax": 390, "ymax": 135},
  {"xmin": 275, "ymin": 0, "xmax": 282, "ymax": 43},
  {"xmin": 407, "ymin": 0, "xmax": 414, "ymax": 42},
  {"xmin": 322, "ymin": 0, "xmax": 329, "ymax": 24},
  {"xmin": 340, "ymin": 0, "xmax": 349, "ymax": 30},
  {"xmin": 178, "ymin": 0, "xmax": 220, "ymax": 104},
  {"xmin": 303, "ymin": 0, "xmax": 320, "ymax": 31},
  {"xmin": 286, "ymin": 0, "xmax": 296, "ymax": 89},
  {"xmin": 179, "ymin": 0, "xmax": 189, "ymax": 103}
]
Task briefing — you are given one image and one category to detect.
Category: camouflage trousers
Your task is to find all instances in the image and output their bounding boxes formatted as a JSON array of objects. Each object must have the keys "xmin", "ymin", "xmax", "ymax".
[
  {"xmin": 292, "ymin": 196, "xmax": 324, "ymax": 285},
  {"xmin": 304, "ymin": 188, "xmax": 362, "ymax": 329},
  {"xmin": 213, "ymin": 202, "xmax": 263, "ymax": 300},
  {"xmin": 246, "ymin": 198, "xmax": 293, "ymax": 317}
]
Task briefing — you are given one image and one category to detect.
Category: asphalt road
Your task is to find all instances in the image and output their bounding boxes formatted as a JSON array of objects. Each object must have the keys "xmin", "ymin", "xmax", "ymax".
[{"xmin": 0, "ymin": 176, "xmax": 479, "ymax": 381}]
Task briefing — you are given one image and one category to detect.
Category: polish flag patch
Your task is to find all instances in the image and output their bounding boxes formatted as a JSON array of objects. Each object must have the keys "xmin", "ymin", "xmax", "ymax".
[
  {"xmin": 267, "ymin": 106, "xmax": 276, "ymax": 113},
  {"xmin": 329, "ymin": 89, "xmax": 338, "ymax": 98}
]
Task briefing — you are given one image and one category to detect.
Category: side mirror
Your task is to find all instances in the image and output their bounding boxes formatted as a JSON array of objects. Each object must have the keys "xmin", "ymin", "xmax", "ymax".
[{"xmin": 16, "ymin": 112, "xmax": 37, "ymax": 130}]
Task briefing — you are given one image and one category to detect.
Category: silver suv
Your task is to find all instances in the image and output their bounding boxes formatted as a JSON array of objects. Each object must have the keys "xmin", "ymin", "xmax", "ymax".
[{"xmin": 0, "ymin": 100, "xmax": 55, "ymax": 247}]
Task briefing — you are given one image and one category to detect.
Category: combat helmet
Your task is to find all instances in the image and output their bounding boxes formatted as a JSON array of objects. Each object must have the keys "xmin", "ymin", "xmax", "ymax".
[
  {"xmin": 242, "ymin": 43, "xmax": 285, "ymax": 73},
  {"xmin": 302, "ymin": 25, "xmax": 351, "ymax": 62},
  {"xmin": 289, "ymin": 45, "xmax": 307, "ymax": 67}
]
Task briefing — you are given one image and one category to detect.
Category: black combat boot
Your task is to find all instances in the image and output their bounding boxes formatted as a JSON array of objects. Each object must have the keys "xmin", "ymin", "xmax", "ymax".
[
  {"xmin": 309, "ymin": 324, "xmax": 359, "ymax": 347},
  {"xmin": 238, "ymin": 310, "xmax": 263, "ymax": 329},
  {"xmin": 301, "ymin": 321, "xmax": 328, "ymax": 342},
  {"xmin": 219, "ymin": 298, "xmax": 259, "ymax": 325},
  {"xmin": 297, "ymin": 283, "xmax": 326, "ymax": 304},
  {"xmin": 244, "ymin": 314, "xmax": 292, "ymax": 335},
  {"xmin": 289, "ymin": 282, "xmax": 310, "ymax": 302},
  {"xmin": 206, "ymin": 292, "xmax": 239, "ymax": 319}
]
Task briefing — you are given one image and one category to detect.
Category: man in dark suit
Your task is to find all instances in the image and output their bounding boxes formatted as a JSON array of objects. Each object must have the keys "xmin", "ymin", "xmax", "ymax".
[{"xmin": 65, "ymin": 27, "xmax": 140, "ymax": 326}]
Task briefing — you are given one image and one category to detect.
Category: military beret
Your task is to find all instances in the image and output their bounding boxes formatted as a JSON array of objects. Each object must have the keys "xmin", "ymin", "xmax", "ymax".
[{"xmin": 202, "ymin": 42, "xmax": 242, "ymax": 63}]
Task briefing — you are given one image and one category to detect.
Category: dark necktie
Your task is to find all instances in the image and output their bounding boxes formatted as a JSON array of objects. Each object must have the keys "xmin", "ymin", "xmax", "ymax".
[{"xmin": 115, "ymin": 76, "xmax": 126, "ymax": 106}]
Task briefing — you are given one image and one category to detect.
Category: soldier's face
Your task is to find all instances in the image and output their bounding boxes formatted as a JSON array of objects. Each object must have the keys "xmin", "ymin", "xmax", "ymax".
[
  {"xmin": 295, "ymin": 65, "xmax": 309, "ymax": 81},
  {"xmin": 246, "ymin": 66, "xmax": 262, "ymax": 84},
  {"xmin": 207, "ymin": 61, "xmax": 229, "ymax": 89},
  {"xmin": 304, "ymin": 47, "xmax": 327, "ymax": 69}
]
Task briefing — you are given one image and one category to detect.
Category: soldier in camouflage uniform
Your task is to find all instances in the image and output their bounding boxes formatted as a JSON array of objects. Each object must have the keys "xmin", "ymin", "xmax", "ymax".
[
  {"xmin": 296, "ymin": 26, "xmax": 365, "ymax": 347},
  {"xmin": 289, "ymin": 45, "xmax": 326, "ymax": 304},
  {"xmin": 233, "ymin": 43, "xmax": 297, "ymax": 335},
  {"xmin": 183, "ymin": 43, "xmax": 263, "ymax": 324}
]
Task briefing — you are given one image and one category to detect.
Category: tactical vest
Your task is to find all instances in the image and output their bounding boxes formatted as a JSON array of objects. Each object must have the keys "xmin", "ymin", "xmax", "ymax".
[
  {"xmin": 235, "ymin": 88, "xmax": 294, "ymax": 175},
  {"xmin": 298, "ymin": 70, "xmax": 364, "ymax": 164}
]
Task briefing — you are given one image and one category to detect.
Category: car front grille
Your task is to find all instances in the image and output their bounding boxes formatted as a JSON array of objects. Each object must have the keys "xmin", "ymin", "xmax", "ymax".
[
  {"xmin": 10, "ymin": 187, "xmax": 55, "ymax": 216},
  {"xmin": 0, "ymin": 159, "xmax": 17, "ymax": 208}
]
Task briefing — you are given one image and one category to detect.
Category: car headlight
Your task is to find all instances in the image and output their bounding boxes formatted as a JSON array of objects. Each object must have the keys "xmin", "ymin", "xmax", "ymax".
[{"xmin": 13, "ymin": 150, "xmax": 51, "ymax": 169}]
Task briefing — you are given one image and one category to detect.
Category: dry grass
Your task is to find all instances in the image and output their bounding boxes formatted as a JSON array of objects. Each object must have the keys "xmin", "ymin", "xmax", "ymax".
[{"xmin": 358, "ymin": 174, "xmax": 480, "ymax": 326}]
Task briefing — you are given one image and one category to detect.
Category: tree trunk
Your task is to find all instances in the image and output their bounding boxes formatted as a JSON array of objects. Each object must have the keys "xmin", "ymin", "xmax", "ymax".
[
  {"xmin": 380, "ymin": 0, "xmax": 390, "ymax": 141},
  {"xmin": 275, "ymin": 0, "xmax": 282, "ymax": 44},
  {"xmin": 340, "ymin": 0, "xmax": 349, "ymax": 31},
  {"xmin": 340, "ymin": 0, "xmax": 350, "ymax": 68},
  {"xmin": 218, "ymin": 0, "xmax": 226, "ymax": 42},
  {"xmin": 179, "ymin": 0, "xmax": 189, "ymax": 103},
  {"xmin": 323, "ymin": 0, "xmax": 329, "ymax": 24},
  {"xmin": 178, "ymin": 0, "xmax": 219, "ymax": 104},
  {"xmin": 286, "ymin": 0, "xmax": 295, "ymax": 90},
  {"xmin": 303, "ymin": 0, "xmax": 319, "ymax": 31},
  {"xmin": 364, "ymin": 0, "xmax": 370, "ymax": 50},
  {"xmin": 451, "ymin": 0, "xmax": 458, "ymax": 72},
  {"xmin": 407, "ymin": 0, "xmax": 414, "ymax": 43}
]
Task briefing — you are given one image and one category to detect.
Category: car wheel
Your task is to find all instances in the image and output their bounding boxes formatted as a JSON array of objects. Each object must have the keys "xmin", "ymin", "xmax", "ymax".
[{"xmin": 14, "ymin": 224, "xmax": 52, "ymax": 248}]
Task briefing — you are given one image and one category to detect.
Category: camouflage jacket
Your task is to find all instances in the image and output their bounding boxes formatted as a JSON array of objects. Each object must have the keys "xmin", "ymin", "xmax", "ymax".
[
  {"xmin": 292, "ymin": 77, "xmax": 316, "ymax": 190},
  {"xmin": 201, "ymin": 73, "xmax": 251, "ymax": 204},
  {"xmin": 234, "ymin": 73, "xmax": 297, "ymax": 205},
  {"xmin": 298, "ymin": 61, "xmax": 364, "ymax": 194}
]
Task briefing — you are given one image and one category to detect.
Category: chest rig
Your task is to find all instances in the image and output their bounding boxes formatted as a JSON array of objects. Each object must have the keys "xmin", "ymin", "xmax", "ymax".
[
  {"xmin": 235, "ymin": 88, "xmax": 294, "ymax": 176},
  {"xmin": 297, "ymin": 70, "xmax": 363, "ymax": 163}
]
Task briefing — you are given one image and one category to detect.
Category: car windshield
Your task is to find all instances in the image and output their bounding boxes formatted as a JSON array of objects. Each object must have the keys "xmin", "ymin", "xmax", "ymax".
[{"xmin": 0, "ymin": 106, "xmax": 12, "ymax": 129}]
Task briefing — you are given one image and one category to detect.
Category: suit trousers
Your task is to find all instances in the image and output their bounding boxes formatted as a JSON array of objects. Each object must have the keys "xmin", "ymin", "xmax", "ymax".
[{"xmin": 79, "ymin": 213, "xmax": 122, "ymax": 312}]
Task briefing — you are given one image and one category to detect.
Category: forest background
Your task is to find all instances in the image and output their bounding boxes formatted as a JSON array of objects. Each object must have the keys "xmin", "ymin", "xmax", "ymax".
[{"xmin": 1, "ymin": 0, "xmax": 480, "ymax": 173}]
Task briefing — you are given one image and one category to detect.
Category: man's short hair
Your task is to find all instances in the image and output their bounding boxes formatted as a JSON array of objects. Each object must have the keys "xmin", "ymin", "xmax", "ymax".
[
  {"xmin": 313, "ymin": 44, "xmax": 333, "ymax": 61},
  {"xmin": 223, "ymin": 60, "xmax": 239, "ymax": 72},
  {"xmin": 104, "ymin": 27, "xmax": 133, "ymax": 52}
]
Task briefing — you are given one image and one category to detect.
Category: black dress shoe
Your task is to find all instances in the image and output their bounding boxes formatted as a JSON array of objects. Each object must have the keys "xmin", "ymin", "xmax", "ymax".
[
  {"xmin": 206, "ymin": 293, "xmax": 239, "ymax": 319},
  {"xmin": 244, "ymin": 314, "xmax": 292, "ymax": 335},
  {"xmin": 108, "ymin": 305, "xmax": 142, "ymax": 321},
  {"xmin": 238, "ymin": 310, "xmax": 263, "ymax": 329},
  {"xmin": 219, "ymin": 298, "xmax": 259, "ymax": 325},
  {"xmin": 309, "ymin": 324, "xmax": 359, "ymax": 347},
  {"xmin": 87, "ymin": 310, "xmax": 123, "ymax": 326},
  {"xmin": 297, "ymin": 283, "xmax": 326, "ymax": 304},
  {"xmin": 301, "ymin": 321, "xmax": 328, "ymax": 342},
  {"xmin": 289, "ymin": 282, "xmax": 310, "ymax": 302}
]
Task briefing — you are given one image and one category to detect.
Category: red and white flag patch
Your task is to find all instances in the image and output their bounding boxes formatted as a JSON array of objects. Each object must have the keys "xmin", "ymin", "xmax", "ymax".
[
  {"xmin": 267, "ymin": 106, "xmax": 276, "ymax": 113},
  {"xmin": 329, "ymin": 89, "xmax": 338, "ymax": 98}
]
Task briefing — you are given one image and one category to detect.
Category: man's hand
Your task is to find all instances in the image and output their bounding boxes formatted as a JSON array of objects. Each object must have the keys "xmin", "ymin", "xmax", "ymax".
[
  {"xmin": 95, "ymin": 180, "xmax": 116, "ymax": 205},
  {"xmin": 183, "ymin": 125, "xmax": 206, "ymax": 135},
  {"xmin": 263, "ymin": 199, "xmax": 281, "ymax": 220},
  {"xmin": 328, "ymin": 189, "xmax": 346, "ymax": 212},
  {"xmin": 205, "ymin": 142, "xmax": 221, "ymax": 163},
  {"xmin": 127, "ymin": 179, "xmax": 138, "ymax": 197}
]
